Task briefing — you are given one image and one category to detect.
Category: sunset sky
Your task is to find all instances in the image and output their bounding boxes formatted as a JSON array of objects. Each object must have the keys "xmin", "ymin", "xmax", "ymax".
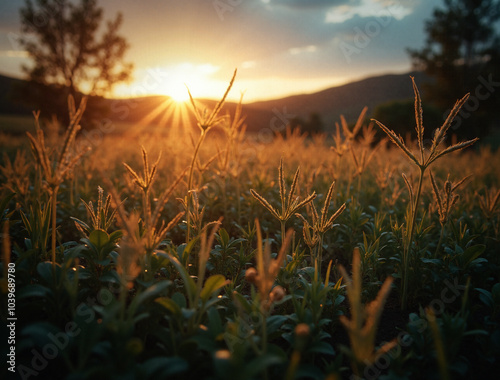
[{"xmin": 0, "ymin": 0, "xmax": 440, "ymax": 102}]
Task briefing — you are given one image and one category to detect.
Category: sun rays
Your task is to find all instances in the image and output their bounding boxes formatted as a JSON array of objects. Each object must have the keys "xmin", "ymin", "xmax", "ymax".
[{"xmin": 123, "ymin": 96, "xmax": 192, "ymax": 141}]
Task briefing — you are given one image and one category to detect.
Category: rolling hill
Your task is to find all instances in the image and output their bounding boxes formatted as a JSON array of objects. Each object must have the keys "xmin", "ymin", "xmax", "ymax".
[
  {"xmin": 0, "ymin": 71, "xmax": 429, "ymax": 133},
  {"xmin": 245, "ymin": 71, "xmax": 428, "ymax": 130}
]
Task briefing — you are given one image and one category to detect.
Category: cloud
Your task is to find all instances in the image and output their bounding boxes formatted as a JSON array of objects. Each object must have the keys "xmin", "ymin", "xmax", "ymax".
[
  {"xmin": 229, "ymin": 0, "xmax": 432, "ymax": 84},
  {"xmin": 0, "ymin": 50, "xmax": 29, "ymax": 57},
  {"xmin": 242, "ymin": 61, "xmax": 256, "ymax": 69},
  {"xmin": 289, "ymin": 45, "xmax": 318, "ymax": 55},
  {"xmin": 325, "ymin": 0, "xmax": 414, "ymax": 23}
]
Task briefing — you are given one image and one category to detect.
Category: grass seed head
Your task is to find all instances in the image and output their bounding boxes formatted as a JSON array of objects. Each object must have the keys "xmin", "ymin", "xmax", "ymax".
[
  {"xmin": 250, "ymin": 158, "xmax": 316, "ymax": 224},
  {"xmin": 430, "ymin": 171, "xmax": 471, "ymax": 225},
  {"xmin": 477, "ymin": 187, "xmax": 500, "ymax": 219}
]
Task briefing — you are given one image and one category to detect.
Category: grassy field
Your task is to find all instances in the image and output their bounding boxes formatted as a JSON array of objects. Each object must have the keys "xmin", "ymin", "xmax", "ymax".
[{"xmin": 1, "ymin": 84, "xmax": 499, "ymax": 379}]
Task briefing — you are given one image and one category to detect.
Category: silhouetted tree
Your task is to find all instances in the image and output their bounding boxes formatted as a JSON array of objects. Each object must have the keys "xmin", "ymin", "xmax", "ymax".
[
  {"xmin": 288, "ymin": 113, "xmax": 325, "ymax": 135},
  {"xmin": 305, "ymin": 112, "xmax": 324, "ymax": 135},
  {"xmin": 18, "ymin": 0, "xmax": 133, "ymax": 122},
  {"xmin": 408, "ymin": 0, "xmax": 500, "ymax": 139},
  {"xmin": 372, "ymin": 100, "xmax": 442, "ymax": 141}
]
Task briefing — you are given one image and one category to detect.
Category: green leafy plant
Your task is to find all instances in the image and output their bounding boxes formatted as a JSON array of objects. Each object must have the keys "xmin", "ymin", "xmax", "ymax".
[
  {"xmin": 20, "ymin": 201, "xmax": 52, "ymax": 262},
  {"xmin": 72, "ymin": 186, "xmax": 118, "ymax": 235},
  {"xmin": 225, "ymin": 219, "xmax": 293, "ymax": 379},
  {"xmin": 286, "ymin": 261, "xmax": 343, "ymax": 352},
  {"xmin": 156, "ymin": 221, "xmax": 229, "ymax": 337}
]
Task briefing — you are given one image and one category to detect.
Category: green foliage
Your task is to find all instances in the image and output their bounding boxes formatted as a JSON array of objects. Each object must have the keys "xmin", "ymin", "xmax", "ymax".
[{"xmin": 20, "ymin": 201, "xmax": 51, "ymax": 261}]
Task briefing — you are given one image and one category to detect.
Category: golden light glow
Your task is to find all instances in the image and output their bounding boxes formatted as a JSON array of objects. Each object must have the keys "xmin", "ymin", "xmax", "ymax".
[
  {"xmin": 155, "ymin": 63, "xmax": 220, "ymax": 102},
  {"xmin": 124, "ymin": 97, "xmax": 192, "ymax": 141},
  {"xmin": 113, "ymin": 62, "xmax": 222, "ymax": 101},
  {"xmin": 111, "ymin": 63, "xmax": 225, "ymax": 140},
  {"xmin": 166, "ymin": 81, "xmax": 190, "ymax": 102},
  {"xmin": 112, "ymin": 60, "xmax": 353, "ymax": 103}
]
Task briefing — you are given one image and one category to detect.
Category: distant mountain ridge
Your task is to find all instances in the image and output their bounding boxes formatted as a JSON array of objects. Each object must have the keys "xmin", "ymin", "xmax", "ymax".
[
  {"xmin": 0, "ymin": 71, "xmax": 428, "ymax": 132},
  {"xmin": 246, "ymin": 71, "xmax": 428, "ymax": 128}
]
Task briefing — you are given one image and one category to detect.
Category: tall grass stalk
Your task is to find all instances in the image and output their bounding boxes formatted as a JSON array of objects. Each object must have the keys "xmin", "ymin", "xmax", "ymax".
[
  {"xmin": 26, "ymin": 96, "xmax": 88, "ymax": 271},
  {"xmin": 123, "ymin": 148, "xmax": 186, "ymax": 279},
  {"xmin": 185, "ymin": 69, "xmax": 237, "ymax": 243},
  {"xmin": 339, "ymin": 248, "xmax": 395, "ymax": 376},
  {"xmin": 216, "ymin": 93, "xmax": 246, "ymax": 221},
  {"xmin": 296, "ymin": 180, "xmax": 346, "ymax": 274},
  {"xmin": 242, "ymin": 219, "xmax": 293, "ymax": 380},
  {"xmin": 426, "ymin": 308, "xmax": 450, "ymax": 380},
  {"xmin": 429, "ymin": 172, "xmax": 470, "ymax": 257},
  {"xmin": 372, "ymin": 77, "xmax": 478, "ymax": 309}
]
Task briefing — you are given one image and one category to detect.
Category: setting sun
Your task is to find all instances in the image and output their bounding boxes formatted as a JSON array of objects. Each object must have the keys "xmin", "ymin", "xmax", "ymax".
[
  {"xmin": 112, "ymin": 62, "xmax": 223, "ymax": 101},
  {"xmin": 153, "ymin": 63, "xmax": 221, "ymax": 102},
  {"xmin": 165, "ymin": 81, "xmax": 190, "ymax": 103}
]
